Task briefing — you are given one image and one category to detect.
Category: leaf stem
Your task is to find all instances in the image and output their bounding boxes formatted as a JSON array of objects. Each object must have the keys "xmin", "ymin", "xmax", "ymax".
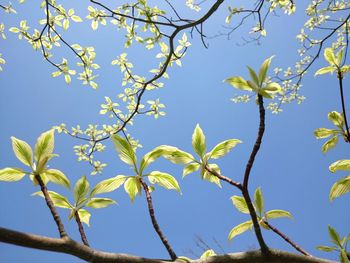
[
  {"xmin": 74, "ymin": 211, "xmax": 89, "ymax": 247},
  {"xmin": 139, "ymin": 178, "xmax": 177, "ymax": 260},
  {"xmin": 35, "ymin": 174, "xmax": 67, "ymax": 238},
  {"xmin": 263, "ymin": 221, "xmax": 311, "ymax": 256}
]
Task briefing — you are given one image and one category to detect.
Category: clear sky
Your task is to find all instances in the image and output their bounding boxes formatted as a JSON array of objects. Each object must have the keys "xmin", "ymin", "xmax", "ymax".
[{"xmin": 0, "ymin": 1, "xmax": 348, "ymax": 262}]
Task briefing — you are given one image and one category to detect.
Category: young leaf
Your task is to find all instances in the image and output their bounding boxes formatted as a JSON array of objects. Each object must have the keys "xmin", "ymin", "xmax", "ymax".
[
  {"xmin": 324, "ymin": 48, "xmax": 336, "ymax": 65},
  {"xmin": 0, "ymin": 168, "xmax": 26, "ymax": 182},
  {"xmin": 328, "ymin": 111, "xmax": 344, "ymax": 129},
  {"xmin": 139, "ymin": 146, "xmax": 171, "ymax": 174},
  {"xmin": 224, "ymin": 76, "xmax": 252, "ymax": 91},
  {"xmin": 147, "ymin": 171, "xmax": 181, "ymax": 193},
  {"xmin": 258, "ymin": 56, "xmax": 274, "ymax": 85},
  {"xmin": 32, "ymin": 190, "xmax": 71, "ymax": 209},
  {"xmin": 11, "ymin": 136, "xmax": 33, "ymax": 167},
  {"xmin": 183, "ymin": 163, "xmax": 200, "ymax": 178},
  {"xmin": 316, "ymin": 246, "xmax": 337, "ymax": 252},
  {"xmin": 74, "ymin": 176, "xmax": 90, "ymax": 203},
  {"xmin": 85, "ymin": 198, "xmax": 116, "ymax": 209},
  {"xmin": 315, "ymin": 66, "xmax": 335, "ymax": 76},
  {"xmin": 329, "ymin": 176, "xmax": 350, "ymax": 201},
  {"xmin": 340, "ymin": 249, "xmax": 349, "ymax": 263},
  {"xmin": 34, "ymin": 129, "xmax": 54, "ymax": 163},
  {"xmin": 265, "ymin": 210, "xmax": 292, "ymax": 220},
  {"xmin": 247, "ymin": 66, "xmax": 259, "ymax": 86},
  {"xmin": 228, "ymin": 220, "xmax": 253, "ymax": 241},
  {"xmin": 90, "ymin": 175, "xmax": 127, "ymax": 196},
  {"xmin": 111, "ymin": 134, "xmax": 137, "ymax": 167},
  {"xmin": 163, "ymin": 148, "xmax": 195, "ymax": 164},
  {"xmin": 230, "ymin": 196, "xmax": 250, "ymax": 214},
  {"xmin": 208, "ymin": 139, "xmax": 242, "ymax": 159},
  {"xmin": 328, "ymin": 225, "xmax": 342, "ymax": 247},
  {"xmin": 329, "ymin": 160, "xmax": 350, "ymax": 173},
  {"xmin": 77, "ymin": 209, "xmax": 91, "ymax": 226},
  {"xmin": 124, "ymin": 177, "xmax": 141, "ymax": 202},
  {"xmin": 314, "ymin": 128, "xmax": 338, "ymax": 139},
  {"xmin": 254, "ymin": 187, "xmax": 264, "ymax": 216},
  {"xmin": 192, "ymin": 124, "xmax": 206, "ymax": 158},
  {"xmin": 322, "ymin": 136, "xmax": 338, "ymax": 154},
  {"xmin": 200, "ymin": 249, "xmax": 216, "ymax": 259},
  {"xmin": 44, "ymin": 169, "xmax": 70, "ymax": 189}
]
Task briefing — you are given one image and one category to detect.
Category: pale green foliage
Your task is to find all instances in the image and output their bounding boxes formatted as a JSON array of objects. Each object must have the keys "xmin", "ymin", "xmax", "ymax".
[
  {"xmin": 314, "ymin": 111, "xmax": 348, "ymax": 154},
  {"xmin": 315, "ymin": 48, "xmax": 350, "ymax": 77},
  {"xmin": 317, "ymin": 226, "xmax": 350, "ymax": 263},
  {"xmin": 225, "ymin": 56, "xmax": 283, "ymax": 101},
  {"xmin": 328, "ymin": 160, "xmax": 350, "ymax": 202},
  {"xmin": 229, "ymin": 187, "xmax": 292, "ymax": 241},
  {"xmin": 124, "ymin": 177, "xmax": 141, "ymax": 202},
  {"xmin": 147, "ymin": 171, "xmax": 181, "ymax": 193},
  {"xmin": 0, "ymin": 130, "xmax": 70, "ymax": 189}
]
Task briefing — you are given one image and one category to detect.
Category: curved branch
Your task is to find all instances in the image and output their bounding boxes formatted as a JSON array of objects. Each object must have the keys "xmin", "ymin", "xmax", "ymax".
[{"xmin": 0, "ymin": 227, "xmax": 336, "ymax": 263}]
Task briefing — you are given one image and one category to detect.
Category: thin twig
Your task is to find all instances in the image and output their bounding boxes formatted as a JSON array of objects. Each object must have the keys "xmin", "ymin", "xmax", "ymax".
[
  {"xmin": 139, "ymin": 178, "xmax": 177, "ymax": 260},
  {"xmin": 74, "ymin": 211, "xmax": 89, "ymax": 247},
  {"xmin": 34, "ymin": 174, "xmax": 67, "ymax": 238},
  {"xmin": 263, "ymin": 221, "xmax": 311, "ymax": 256},
  {"xmin": 337, "ymin": 70, "xmax": 350, "ymax": 141}
]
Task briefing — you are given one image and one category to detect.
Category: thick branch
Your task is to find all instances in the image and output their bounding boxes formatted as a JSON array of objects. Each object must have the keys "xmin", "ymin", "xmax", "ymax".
[
  {"xmin": 35, "ymin": 174, "xmax": 67, "ymax": 238},
  {"xmin": 139, "ymin": 178, "xmax": 177, "ymax": 260},
  {"xmin": 0, "ymin": 227, "xmax": 336, "ymax": 263}
]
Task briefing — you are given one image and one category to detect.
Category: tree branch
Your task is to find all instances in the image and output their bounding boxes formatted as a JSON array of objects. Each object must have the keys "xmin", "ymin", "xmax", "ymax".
[
  {"xmin": 0, "ymin": 227, "xmax": 336, "ymax": 263},
  {"xmin": 139, "ymin": 178, "xmax": 177, "ymax": 260},
  {"xmin": 74, "ymin": 211, "xmax": 89, "ymax": 247},
  {"xmin": 337, "ymin": 70, "xmax": 350, "ymax": 141}
]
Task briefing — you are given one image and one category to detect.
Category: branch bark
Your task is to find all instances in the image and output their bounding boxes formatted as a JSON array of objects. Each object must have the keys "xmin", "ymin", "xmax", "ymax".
[{"xmin": 0, "ymin": 227, "xmax": 336, "ymax": 263}]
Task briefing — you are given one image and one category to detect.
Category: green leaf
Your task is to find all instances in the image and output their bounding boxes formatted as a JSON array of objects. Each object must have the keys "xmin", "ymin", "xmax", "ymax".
[
  {"xmin": 329, "ymin": 160, "xmax": 350, "ymax": 173},
  {"xmin": 77, "ymin": 209, "xmax": 91, "ymax": 226},
  {"xmin": 328, "ymin": 225, "xmax": 342, "ymax": 247},
  {"xmin": 264, "ymin": 82, "xmax": 283, "ymax": 94},
  {"xmin": 44, "ymin": 169, "xmax": 70, "ymax": 189},
  {"xmin": 336, "ymin": 49, "xmax": 344, "ymax": 66},
  {"xmin": 124, "ymin": 177, "xmax": 141, "ymax": 202},
  {"xmin": 139, "ymin": 146, "xmax": 171, "ymax": 174},
  {"xmin": 230, "ymin": 196, "xmax": 250, "ymax": 214},
  {"xmin": 224, "ymin": 76, "xmax": 252, "ymax": 91},
  {"xmin": 34, "ymin": 129, "xmax": 55, "ymax": 166},
  {"xmin": 228, "ymin": 220, "xmax": 253, "ymax": 241},
  {"xmin": 71, "ymin": 15, "xmax": 82, "ymax": 23},
  {"xmin": 258, "ymin": 56, "xmax": 274, "ymax": 85},
  {"xmin": 32, "ymin": 190, "xmax": 71, "ymax": 209},
  {"xmin": 254, "ymin": 187, "xmax": 264, "ymax": 216},
  {"xmin": 85, "ymin": 198, "xmax": 116, "ymax": 208},
  {"xmin": 183, "ymin": 163, "xmax": 200, "ymax": 178},
  {"xmin": 315, "ymin": 66, "xmax": 335, "ymax": 76},
  {"xmin": 202, "ymin": 163, "xmax": 221, "ymax": 188},
  {"xmin": 208, "ymin": 139, "xmax": 242, "ymax": 159},
  {"xmin": 11, "ymin": 136, "xmax": 33, "ymax": 167},
  {"xmin": 0, "ymin": 167, "xmax": 26, "ymax": 182},
  {"xmin": 322, "ymin": 136, "xmax": 338, "ymax": 154},
  {"xmin": 328, "ymin": 111, "xmax": 344, "ymax": 129},
  {"xmin": 163, "ymin": 148, "xmax": 195, "ymax": 164},
  {"xmin": 147, "ymin": 171, "xmax": 181, "ymax": 193},
  {"xmin": 74, "ymin": 176, "xmax": 90, "ymax": 203},
  {"xmin": 329, "ymin": 175, "xmax": 350, "ymax": 201},
  {"xmin": 111, "ymin": 135, "xmax": 137, "ymax": 167},
  {"xmin": 200, "ymin": 249, "xmax": 216, "ymax": 259},
  {"xmin": 265, "ymin": 209, "xmax": 292, "ymax": 220},
  {"xmin": 90, "ymin": 175, "xmax": 127, "ymax": 196},
  {"xmin": 324, "ymin": 48, "xmax": 336, "ymax": 65},
  {"xmin": 192, "ymin": 124, "xmax": 206, "ymax": 158},
  {"xmin": 314, "ymin": 128, "xmax": 338, "ymax": 139},
  {"xmin": 316, "ymin": 246, "xmax": 337, "ymax": 252},
  {"xmin": 247, "ymin": 66, "xmax": 259, "ymax": 86}
]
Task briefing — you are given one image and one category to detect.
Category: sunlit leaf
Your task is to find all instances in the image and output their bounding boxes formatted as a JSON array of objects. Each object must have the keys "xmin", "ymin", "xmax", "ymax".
[
  {"xmin": 11, "ymin": 136, "xmax": 33, "ymax": 167},
  {"xmin": 0, "ymin": 167, "xmax": 26, "ymax": 182},
  {"xmin": 147, "ymin": 171, "xmax": 181, "ymax": 193},
  {"xmin": 208, "ymin": 139, "xmax": 242, "ymax": 159},
  {"xmin": 192, "ymin": 124, "xmax": 206, "ymax": 158},
  {"xmin": 183, "ymin": 163, "xmax": 200, "ymax": 178},
  {"xmin": 224, "ymin": 76, "xmax": 252, "ymax": 91},
  {"xmin": 85, "ymin": 198, "xmax": 116, "ymax": 208},
  {"xmin": 328, "ymin": 111, "xmax": 344, "ymax": 129},
  {"xmin": 322, "ymin": 136, "xmax": 338, "ymax": 154},
  {"xmin": 228, "ymin": 220, "xmax": 253, "ymax": 240},
  {"xmin": 34, "ymin": 129, "xmax": 55, "ymax": 164},
  {"xmin": 329, "ymin": 176, "xmax": 350, "ymax": 201},
  {"xmin": 315, "ymin": 66, "xmax": 335, "ymax": 76},
  {"xmin": 111, "ymin": 135, "xmax": 137, "ymax": 167},
  {"xmin": 230, "ymin": 196, "xmax": 250, "ymax": 214},
  {"xmin": 74, "ymin": 176, "xmax": 90, "ymax": 203},
  {"xmin": 32, "ymin": 190, "xmax": 71, "ymax": 209},
  {"xmin": 265, "ymin": 210, "xmax": 292, "ymax": 220},
  {"xmin": 258, "ymin": 56, "xmax": 274, "ymax": 85},
  {"xmin": 124, "ymin": 177, "xmax": 141, "ymax": 202},
  {"xmin": 324, "ymin": 48, "xmax": 336, "ymax": 65},
  {"xmin": 44, "ymin": 169, "xmax": 70, "ymax": 189},
  {"xmin": 77, "ymin": 209, "xmax": 91, "ymax": 226},
  {"xmin": 314, "ymin": 128, "xmax": 338, "ymax": 139},
  {"xmin": 254, "ymin": 187, "xmax": 264, "ymax": 216},
  {"xmin": 90, "ymin": 175, "xmax": 127, "ymax": 196},
  {"xmin": 247, "ymin": 66, "xmax": 259, "ymax": 86},
  {"xmin": 316, "ymin": 246, "xmax": 337, "ymax": 252},
  {"xmin": 329, "ymin": 160, "xmax": 350, "ymax": 173},
  {"xmin": 328, "ymin": 225, "xmax": 342, "ymax": 247}
]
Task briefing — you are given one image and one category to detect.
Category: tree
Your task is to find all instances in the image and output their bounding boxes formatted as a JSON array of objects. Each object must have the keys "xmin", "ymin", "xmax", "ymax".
[{"xmin": 0, "ymin": 1, "xmax": 349, "ymax": 262}]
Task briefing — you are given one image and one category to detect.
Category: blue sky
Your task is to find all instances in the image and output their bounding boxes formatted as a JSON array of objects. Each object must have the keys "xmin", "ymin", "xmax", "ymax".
[{"xmin": 0, "ymin": 1, "xmax": 348, "ymax": 262}]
